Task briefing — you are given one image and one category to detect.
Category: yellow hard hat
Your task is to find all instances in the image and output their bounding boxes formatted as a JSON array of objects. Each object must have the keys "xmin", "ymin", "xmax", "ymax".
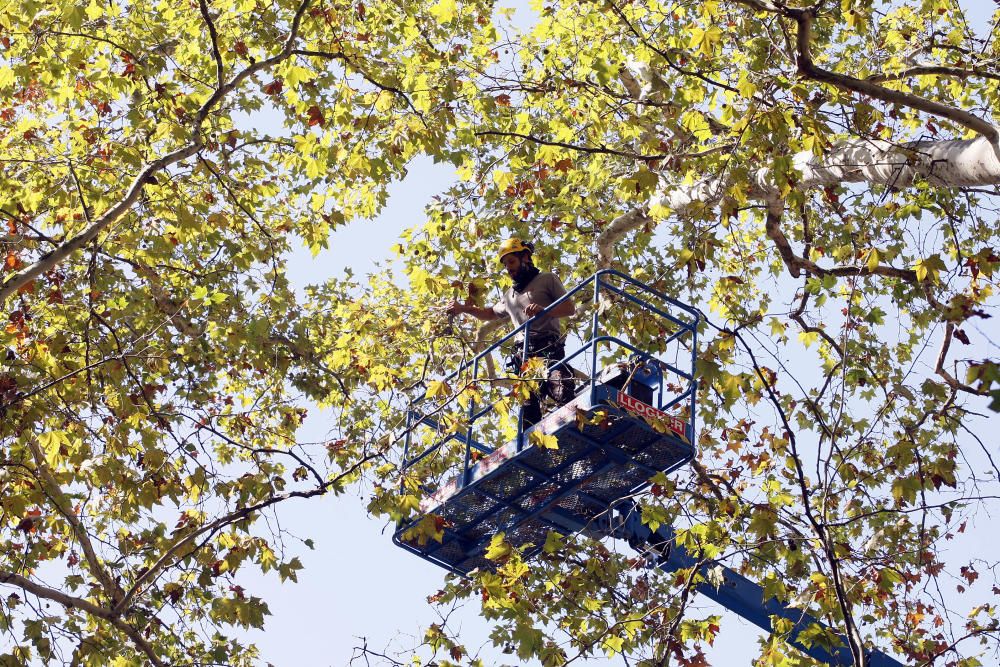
[{"xmin": 497, "ymin": 237, "xmax": 532, "ymax": 262}]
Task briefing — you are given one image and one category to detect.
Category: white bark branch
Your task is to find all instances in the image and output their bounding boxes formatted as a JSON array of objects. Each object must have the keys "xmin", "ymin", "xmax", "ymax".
[
  {"xmin": 597, "ymin": 136, "xmax": 1000, "ymax": 267},
  {"xmin": 597, "ymin": 208, "xmax": 652, "ymax": 268},
  {"xmin": 663, "ymin": 136, "xmax": 1000, "ymax": 212}
]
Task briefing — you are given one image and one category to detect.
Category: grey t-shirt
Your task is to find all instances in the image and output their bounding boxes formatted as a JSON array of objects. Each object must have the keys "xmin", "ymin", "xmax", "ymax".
[{"xmin": 492, "ymin": 271, "xmax": 568, "ymax": 340}]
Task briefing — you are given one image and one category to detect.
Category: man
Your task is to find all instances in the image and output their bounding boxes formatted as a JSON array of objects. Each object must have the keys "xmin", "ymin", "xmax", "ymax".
[{"xmin": 447, "ymin": 238, "xmax": 576, "ymax": 426}]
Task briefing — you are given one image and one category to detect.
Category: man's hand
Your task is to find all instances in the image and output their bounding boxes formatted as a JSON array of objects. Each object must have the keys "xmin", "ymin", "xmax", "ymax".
[
  {"xmin": 446, "ymin": 301, "xmax": 498, "ymax": 321},
  {"xmin": 524, "ymin": 303, "xmax": 544, "ymax": 318}
]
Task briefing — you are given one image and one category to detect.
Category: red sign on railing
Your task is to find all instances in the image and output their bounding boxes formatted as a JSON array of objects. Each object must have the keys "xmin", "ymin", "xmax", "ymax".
[{"xmin": 617, "ymin": 391, "xmax": 688, "ymax": 441}]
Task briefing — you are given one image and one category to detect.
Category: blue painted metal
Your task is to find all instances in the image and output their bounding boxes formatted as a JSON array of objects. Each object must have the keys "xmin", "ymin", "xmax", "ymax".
[
  {"xmin": 394, "ymin": 270, "xmax": 901, "ymax": 666},
  {"xmin": 393, "ymin": 383, "xmax": 696, "ymax": 574},
  {"xmin": 612, "ymin": 503, "xmax": 904, "ymax": 667}
]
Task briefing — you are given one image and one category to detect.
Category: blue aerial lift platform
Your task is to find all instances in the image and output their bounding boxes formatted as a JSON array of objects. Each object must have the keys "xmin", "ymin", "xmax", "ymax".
[{"xmin": 394, "ymin": 270, "xmax": 903, "ymax": 667}]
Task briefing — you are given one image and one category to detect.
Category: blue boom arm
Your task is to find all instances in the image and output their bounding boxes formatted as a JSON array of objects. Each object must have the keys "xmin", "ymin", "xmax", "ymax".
[{"xmin": 614, "ymin": 504, "xmax": 904, "ymax": 667}]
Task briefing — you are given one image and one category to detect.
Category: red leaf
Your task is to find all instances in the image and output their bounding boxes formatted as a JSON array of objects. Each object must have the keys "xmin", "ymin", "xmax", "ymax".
[
  {"xmin": 262, "ymin": 79, "xmax": 283, "ymax": 95},
  {"xmin": 306, "ymin": 105, "xmax": 325, "ymax": 127}
]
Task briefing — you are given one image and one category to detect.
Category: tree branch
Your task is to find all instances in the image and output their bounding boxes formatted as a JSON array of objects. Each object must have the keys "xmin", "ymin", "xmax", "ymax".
[
  {"xmin": 732, "ymin": 330, "xmax": 869, "ymax": 667},
  {"xmin": 0, "ymin": 571, "xmax": 163, "ymax": 667},
  {"xmin": 789, "ymin": 284, "xmax": 845, "ymax": 359},
  {"xmin": 867, "ymin": 65, "xmax": 1000, "ymax": 85},
  {"xmin": 764, "ymin": 209, "xmax": 918, "ymax": 282},
  {"xmin": 935, "ymin": 322, "xmax": 987, "ymax": 395},
  {"xmin": 198, "ymin": 0, "xmax": 225, "ymax": 88},
  {"xmin": 112, "ymin": 448, "xmax": 378, "ymax": 617},
  {"xmin": 291, "ymin": 49, "xmax": 420, "ymax": 115},
  {"xmin": 792, "ymin": 8, "xmax": 999, "ymax": 147},
  {"xmin": 475, "ymin": 130, "xmax": 667, "ymax": 162},
  {"xmin": 0, "ymin": 142, "xmax": 202, "ymax": 304}
]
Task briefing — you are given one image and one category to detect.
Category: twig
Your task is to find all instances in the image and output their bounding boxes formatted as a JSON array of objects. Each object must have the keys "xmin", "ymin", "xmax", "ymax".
[{"xmin": 198, "ymin": 0, "xmax": 225, "ymax": 87}]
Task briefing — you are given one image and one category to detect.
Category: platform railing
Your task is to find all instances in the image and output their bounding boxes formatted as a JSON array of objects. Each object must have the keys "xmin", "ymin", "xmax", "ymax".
[{"xmin": 400, "ymin": 269, "xmax": 701, "ymax": 496}]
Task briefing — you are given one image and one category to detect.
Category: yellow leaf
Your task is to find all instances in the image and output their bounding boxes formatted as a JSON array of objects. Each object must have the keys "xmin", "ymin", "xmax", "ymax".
[
  {"xmin": 529, "ymin": 431, "xmax": 559, "ymax": 449},
  {"xmin": 285, "ymin": 65, "xmax": 315, "ymax": 88},
  {"xmin": 798, "ymin": 330, "xmax": 819, "ymax": 348},
  {"xmin": 426, "ymin": 380, "xmax": 452, "ymax": 398},
  {"xmin": 0, "ymin": 68, "xmax": 13, "ymax": 89},
  {"xmin": 85, "ymin": 0, "xmax": 102, "ymax": 20},
  {"xmin": 914, "ymin": 254, "xmax": 946, "ymax": 284},
  {"xmin": 430, "ymin": 0, "xmax": 457, "ymax": 23},
  {"xmin": 542, "ymin": 531, "xmax": 564, "ymax": 554},
  {"xmin": 688, "ymin": 27, "xmax": 706, "ymax": 51},
  {"xmin": 736, "ymin": 72, "xmax": 757, "ymax": 99},
  {"xmin": 402, "ymin": 514, "xmax": 445, "ymax": 546},
  {"xmin": 38, "ymin": 431, "xmax": 68, "ymax": 465},
  {"xmin": 492, "ymin": 169, "xmax": 514, "ymax": 190},
  {"xmin": 485, "ymin": 532, "xmax": 511, "ymax": 560},
  {"xmin": 602, "ymin": 634, "xmax": 624, "ymax": 655},
  {"xmin": 400, "ymin": 494, "xmax": 421, "ymax": 513},
  {"xmin": 688, "ymin": 25, "xmax": 723, "ymax": 57},
  {"xmin": 866, "ymin": 248, "xmax": 880, "ymax": 272}
]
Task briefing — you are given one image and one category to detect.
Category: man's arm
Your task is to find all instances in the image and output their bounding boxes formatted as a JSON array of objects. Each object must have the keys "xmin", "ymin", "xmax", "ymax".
[{"xmin": 447, "ymin": 301, "xmax": 502, "ymax": 321}]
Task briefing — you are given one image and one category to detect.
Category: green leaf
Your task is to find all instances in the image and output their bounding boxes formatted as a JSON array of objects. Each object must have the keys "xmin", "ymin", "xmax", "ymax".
[{"xmin": 542, "ymin": 531, "xmax": 564, "ymax": 554}]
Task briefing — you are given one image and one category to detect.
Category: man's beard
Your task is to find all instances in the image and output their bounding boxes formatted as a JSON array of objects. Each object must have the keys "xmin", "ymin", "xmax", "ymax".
[
  {"xmin": 512, "ymin": 264, "xmax": 532, "ymax": 282},
  {"xmin": 511, "ymin": 263, "xmax": 540, "ymax": 292}
]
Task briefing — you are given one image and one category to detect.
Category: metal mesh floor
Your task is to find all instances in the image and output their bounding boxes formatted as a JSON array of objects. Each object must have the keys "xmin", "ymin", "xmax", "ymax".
[{"xmin": 393, "ymin": 384, "xmax": 694, "ymax": 574}]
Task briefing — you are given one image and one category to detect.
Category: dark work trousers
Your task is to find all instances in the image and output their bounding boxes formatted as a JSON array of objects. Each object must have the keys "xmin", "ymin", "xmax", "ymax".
[{"xmin": 507, "ymin": 335, "xmax": 576, "ymax": 427}]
